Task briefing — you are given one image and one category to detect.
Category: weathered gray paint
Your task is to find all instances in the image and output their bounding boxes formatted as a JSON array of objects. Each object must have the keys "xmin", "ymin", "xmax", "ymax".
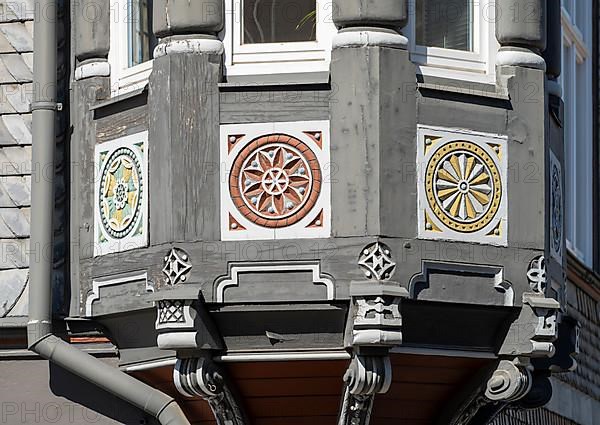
[
  {"xmin": 502, "ymin": 66, "xmax": 547, "ymax": 250},
  {"xmin": 153, "ymin": 0, "xmax": 224, "ymax": 37},
  {"xmin": 80, "ymin": 236, "xmax": 542, "ymax": 316},
  {"xmin": 496, "ymin": 0, "xmax": 547, "ymax": 51},
  {"xmin": 148, "ymin": 53, "xmax": 222, "ymax": 244},
  {"xmin": 70, "ymin": 78, "xmax": 111, "ymax": 317},
  {"xmin": 220, "ymin": 86, "xmax": 330, "ymax": 124},
  {"xmin": 330, "ymin": 45, "xmax": 416, "ymax": 238},
  {"xmin": 73, "ymin": 0, "xmax": 110, "ymax": 61},
  {"xmin": 332, "ymin": 0, "xmax": 408, "ymax": 29},
  {"xmin": 95, "ymin": 93, "xmax": 149, "ymax": 143}
]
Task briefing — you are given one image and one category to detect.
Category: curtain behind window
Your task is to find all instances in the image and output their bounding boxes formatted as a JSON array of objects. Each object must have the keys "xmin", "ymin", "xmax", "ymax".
[{"xmin": 416, "ymin": 0, "xmax": 473, "ymax": 51}]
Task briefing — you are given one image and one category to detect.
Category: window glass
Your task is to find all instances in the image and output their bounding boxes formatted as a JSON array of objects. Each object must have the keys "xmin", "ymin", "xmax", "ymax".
[
  {"xmin": 242, "ymin": 0, "xmax": 316, "ymax": 44},
  {"xmin": 128, "ymin": 0, "xmax": 157, "ymax": 67},
  {"xmin": 416, "ymin": 0, "xmax": 473, "ymax": 51}
]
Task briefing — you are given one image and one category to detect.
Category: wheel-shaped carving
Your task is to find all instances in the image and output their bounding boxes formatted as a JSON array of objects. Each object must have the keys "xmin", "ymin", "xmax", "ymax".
[
  {"xmin": 229, "ymin": 134, "xmax": 322, "ymax": 228},
  {"xmin": 99, "ymin": 147, "xmax": 143, "ymax": 239},
  {"xmin": 425, "ymin": 141, "xmax": 502, "ymax": 233}
]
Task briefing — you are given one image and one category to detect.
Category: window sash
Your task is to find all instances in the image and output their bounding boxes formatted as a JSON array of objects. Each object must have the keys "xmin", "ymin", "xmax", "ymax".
[
  {"xmin": 561, "ymin": 2, "xmax": 594, "ymax": 265},
  {"xmin": 407, "ymin": 0, "xmax": 496, "ymax": 80},
  {"xmin": 223, "ymin": 0, "xmax": 336, "ymax": 77},
  {"xmin": 109, "ymin": 0, "xmax": 155, "ymax": 95}
]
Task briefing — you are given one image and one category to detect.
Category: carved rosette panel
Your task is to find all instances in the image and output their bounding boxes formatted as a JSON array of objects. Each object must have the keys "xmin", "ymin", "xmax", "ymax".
[
  {"xmin": 220, "ymin": 121, "xmax": 330, "ymax": 240},
  {"xmin": 418, "ymin": 126, "xmax": 507, "ymax": 245},
  {"xmin": 549, "ymin": 151, "xmax": 564, "ymax": 262},
  {"xmin": 94, "ymin": 132, "xmax": 148, "ymax": 256}
]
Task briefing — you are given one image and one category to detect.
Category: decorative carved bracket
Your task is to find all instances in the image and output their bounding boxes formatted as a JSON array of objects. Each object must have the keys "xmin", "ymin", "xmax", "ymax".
[
  {"xmin": 499, "ymin": 293, "xmax": 560, "ymax": 358},
  {"xmin": 351, "ymin": 288, "xmax": 405, "ymax": 347},
  {"xmin": 149, "ymin": 289, "xmax": 223, "ymax": 351},
  {"xmin": 338, "ymin": 355, "xmax": 392, "ymax": 425},
  {"xmin": 447, "ymin": 359, "xmax": 552, "ymax": 425},
  {"xmin": 349, "ymin": 244, "xmax": 407, "ymax": 348},
  {"xmin": 174, "ymin": 357, "xmax": 248, "ymax": 425}
]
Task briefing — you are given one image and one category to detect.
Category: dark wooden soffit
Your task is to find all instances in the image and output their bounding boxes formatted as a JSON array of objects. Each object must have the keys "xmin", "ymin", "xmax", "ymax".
[{"xmin": 131, "ymin": 354, "xmax": 491, "ymax": 425}]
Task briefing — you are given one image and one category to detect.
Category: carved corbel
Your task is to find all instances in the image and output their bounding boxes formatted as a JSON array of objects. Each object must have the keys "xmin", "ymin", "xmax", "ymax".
[
  {"xmin": 174, "ymin": 357, "xmax": 248, "ymax": 425},
  {"xmin": 446, "ymin": 359, "xmax": 551, "ymax": 425},
  {"xmin": 350, "ymin": 243, "xmax": 408, "ymax": 348},
  {"xmin": 499, "ymin": 293, "xmax": 560, "ymax": 358},
  {"xmin": 485, "ymin": 360, "xmax": 532, "ymax": 403},
  {"xmin": 338, "ymin": 355, "xmax": 392, "ymax": 425},
  {"xmin": 150, "ymin": 252, "xmax": 223, "ymax": 350},
  {"xmin": 500, "ymin": 257, "xmax": 561, "ymax": 358},
  {"xmin": 339, "ymin": 244, "xmax": 408, "ymax": 425}
]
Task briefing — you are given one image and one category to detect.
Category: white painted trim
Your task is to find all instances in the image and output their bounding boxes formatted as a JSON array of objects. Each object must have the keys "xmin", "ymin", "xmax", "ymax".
[
  {"xmin": 86, "ymin": 272, "xmax": 148, "ymax": 317},
  {"xmin": 109, "ymin": 0, "xmax": 154, "ymax": 96},
  {"xmin": 407, "ymin": 0, "xmax": 498, "ymax": 82},
  {"xmin": 157, "ymin": 332, "xmax": 199, "ymax": 350},
  {"xmin": 496, "ymin": 49, "xmax": 546, "ymax": 70},
  {"xmin": 121, "ymin": 358, "xmax": 177, "ymax": 372},
  {"xmin": 332, "ymin": 29, "xmax": 408, "ymax": 49},
  {"xmin": 122, "ymin": 352, "xmax": 352, "ymax": 369},
  {"xmin": 215, "ymin": 262, "xmax": 335, "ymax": 302},
  {"xmin": 389, "ymin": 346, "xmax": 497, "ymax": 359},
  {"xmin": 561, "ymin": 2, "xmax": 594, "ymax": 266},
  {"xmin": 215, "ymin": 350, "xmax": 351, "ymax": 362},
  {"xmin": 75, "ymin": 61, "xmax": 111, "ymax": 81},
  {"xmin": 222, "ymin": 0, "xmax": 336, "ymax": 78},
  {"xmin": 154, "ymin": 38, "xmax": 224, "ymax": 57}
]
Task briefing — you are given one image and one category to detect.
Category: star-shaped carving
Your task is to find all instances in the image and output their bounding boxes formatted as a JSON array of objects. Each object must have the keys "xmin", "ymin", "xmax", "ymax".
[
  {"xmin": 358, "ymin": 243, "xmax": 396, "ymax": 281},
  {"xmin": 162, "ymin": 248, "xmax": 192, "ymax": 285}
]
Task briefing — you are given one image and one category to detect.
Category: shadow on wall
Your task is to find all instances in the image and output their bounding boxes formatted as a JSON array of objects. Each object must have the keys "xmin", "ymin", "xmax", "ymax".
[{"xmin": 49, "ymin": 360, "xmax": 159, "ymax": 425}]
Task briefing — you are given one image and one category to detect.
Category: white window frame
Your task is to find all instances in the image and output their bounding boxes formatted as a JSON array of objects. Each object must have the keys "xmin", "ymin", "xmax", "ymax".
[
  {"xmin": 222, "ymin": 0, "xmax": 337, "ymax": 80},
  {"xmin": 406, "ymin": 0, "xmax": 498, "ymax": 83},
  {"xmin": 109, "ymin": 0, "xmax": 154, "ymax": 96},
  {"xmin": 560, "ymin": 2, "xmax": 593, "ymax": 265}
]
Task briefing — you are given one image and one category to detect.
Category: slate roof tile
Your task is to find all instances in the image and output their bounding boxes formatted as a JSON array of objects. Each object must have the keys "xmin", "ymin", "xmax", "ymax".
[
  {"xmin": 1, "ymin": 53, "xmax": 32, "ymax": 82},
  {"xmin": 2, "ymin": 83, "xmax": 31, "ymax": 112},
  {"xmin": 0, "ymin": 114, "xmax": 16, "ymax": 144},
  {"xmin": 0, "ymin": 237, "xmax": 28, "ymax": 269},
  {"xmin": 0, "ymin": 207, "xmax": 29, "ymax": 237},
  {"xmin": 0, "ymin": 2, "xmax": 45, "ymax": 320},
  {"xmin": 0, "ymin": 30, "xmax": 14, "ymax": 53},
  {"xmin": 1, "ymin": 0, "xmax": 34, "ymax": 22},
  {"xmin": 0, "ymin": 267, "xmax": 28, "ymax": 317},
  {"xmin": 0, "ymin": 3, "xmax": 20, "ymax": 23},
  {"xmin": 0, "ymin": 175, "xmax": 30, "ymax": 206},
  {"xmin": 2, "ymin": 113, "xmax": 31, "ymax": 145},
  {"xmin": 0, "ymin": 55, "xmax": 15, "ymax": 83},
  {"xmin": 0, "ymin": 22, "xmax": 32, "ymax": 52},
  {"xmin": 21, "ymin": 51, "xmax": 32, "ymax": 70},
  {"xmin": 0, "ymin": 145, "xmax": 31, "ymax": 175}
]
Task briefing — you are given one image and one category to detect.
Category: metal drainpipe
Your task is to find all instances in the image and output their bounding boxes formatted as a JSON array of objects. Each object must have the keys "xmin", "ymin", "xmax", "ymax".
[{"xmin": 27, "ymin": 1, "xmax": 190, "ymax": 424}]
